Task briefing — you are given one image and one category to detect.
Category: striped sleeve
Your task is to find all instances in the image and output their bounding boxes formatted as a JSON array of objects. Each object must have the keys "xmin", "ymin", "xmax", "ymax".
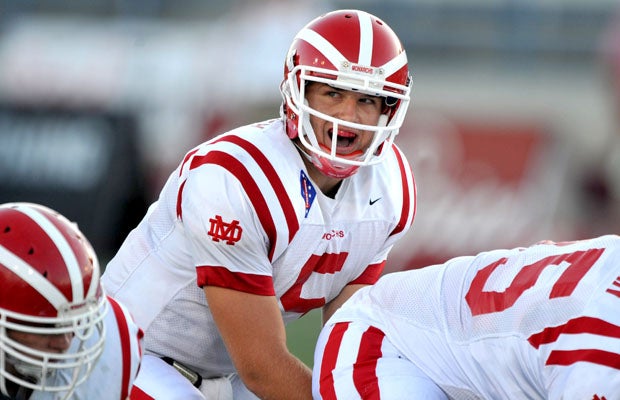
[{"xmin": 107, "ymin": 295, "xmax": 144, "ymax": 399}]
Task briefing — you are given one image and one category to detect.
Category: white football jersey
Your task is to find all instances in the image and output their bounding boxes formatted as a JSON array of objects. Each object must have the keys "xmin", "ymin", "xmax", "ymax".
[
  {"xmin": 31, "ymin": 296, "xmax": 143, "ymax": 400},
  {"xmin": 102, "ymin": 118, "xmax": 416, "ymax": 379},
  {"xmin": 316, "ymin": 235, "xmax": 620, "ymax": 399}
]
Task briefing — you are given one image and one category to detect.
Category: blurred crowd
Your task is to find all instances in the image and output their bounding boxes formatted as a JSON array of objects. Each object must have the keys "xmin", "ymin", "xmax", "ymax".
[
  {"xmin": 0, "ymin": 1, "xmax": 619, "ymax": 268},
  {"xmin": 578, "ymin": 8, "xmax": 620, "ymax": 238}
]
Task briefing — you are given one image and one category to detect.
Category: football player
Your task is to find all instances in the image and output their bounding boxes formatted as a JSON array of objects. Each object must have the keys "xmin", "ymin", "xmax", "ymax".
[
  {"xmin": 314, "ymin": 235, "xmax": 620, "ymax": 399},
  {"xmin": 0, "ymin": 202, "xmax": 143, "ymax": 400},
  {"xmin": 102, "ymin": 8, "xmax": 416, "ymax": 400}
]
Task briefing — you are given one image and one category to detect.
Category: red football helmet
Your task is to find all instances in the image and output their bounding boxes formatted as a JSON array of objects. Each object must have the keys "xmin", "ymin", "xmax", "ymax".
[
  {"xmin": 280, "ymin": 9, "xmax": 412, "ymax": 178},
  {"xmin": 0, "ymin": 203, "xmax": 106, "ymax": 397}
]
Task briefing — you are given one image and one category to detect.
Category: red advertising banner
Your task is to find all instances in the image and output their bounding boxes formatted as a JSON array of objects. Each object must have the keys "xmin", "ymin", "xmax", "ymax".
[{"xmin": 386, "ymin": 111, "xmax": 568, "ymax": 272}]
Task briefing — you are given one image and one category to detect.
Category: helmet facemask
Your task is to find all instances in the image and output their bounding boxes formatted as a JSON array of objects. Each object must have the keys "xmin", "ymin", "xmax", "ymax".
[
  {"xmin": 282, "ymin": 65, "xmax": 410, "ymax": 178},
  {"xmin": 0, "ymin": 297, "xmax": 107, "ymax": 399}
]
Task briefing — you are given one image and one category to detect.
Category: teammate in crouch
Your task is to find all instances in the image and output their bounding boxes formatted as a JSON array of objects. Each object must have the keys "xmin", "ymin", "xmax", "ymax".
[
  {"xmin": 0, "ymin": 202, "xmax": 143, "ymax": 400},
  {"xmin": 314, "ymin": 235, "xmax": 620, "ymax": 399}
]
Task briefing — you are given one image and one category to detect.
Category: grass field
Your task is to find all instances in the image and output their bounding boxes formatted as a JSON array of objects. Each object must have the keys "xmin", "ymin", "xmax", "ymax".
[{"xmin": 285, "ymin": 309, "xmax": 322, "ymax": 368}]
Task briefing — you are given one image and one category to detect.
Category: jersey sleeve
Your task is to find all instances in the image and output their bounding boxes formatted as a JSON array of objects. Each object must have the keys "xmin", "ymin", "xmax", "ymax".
[
  {"xmin": 179, "ymin": 150, "xmax": 276, "ymax": 295},
  {"xmin": 106, "ymin": 296, "xmax": 144, "ymax": 399}
]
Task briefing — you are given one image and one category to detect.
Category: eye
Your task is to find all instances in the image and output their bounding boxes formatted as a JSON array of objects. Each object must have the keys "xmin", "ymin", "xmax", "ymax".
[
  {"xmin": 359, "ymin": 96, "xmax": 380, "ymax": 106},
  {"xmin": 326, "ymin": 90, "xmax": 340, "ymax": 98}
]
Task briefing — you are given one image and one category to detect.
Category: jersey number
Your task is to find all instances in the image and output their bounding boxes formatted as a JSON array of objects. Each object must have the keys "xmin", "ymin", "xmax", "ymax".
[
  {"xmin": 465, "ymin": 248, "xmax": 604, "ymax": 316},
  {"xmin": 280, "ymin": 252, "xmax": 348, "ymax": 313}
]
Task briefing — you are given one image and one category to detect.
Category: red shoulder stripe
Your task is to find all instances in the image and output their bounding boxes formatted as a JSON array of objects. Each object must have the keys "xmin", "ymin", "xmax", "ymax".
[
  {"xmin": 390, "ymin": 145, "xmax": 416, "ymax": 237},
  {"xmin": 349, "ymin": 261, "xmax": 385, "ymax": 285},
  {"xmin": 546, "ymin": 349, "xmax": 620, "ymax": 370},
  {"xmin": 528, "ymin": 316, "xmax": 620, "ymax": 370},
  {"xmin": 129, "ymin": 386, "xmax": 154, "ymax": 399},
  {"xmin": 176, "ymin": 180, "xmax": 186, "ymax": 219},
  {"xmin": 215, "ymin": 135, "xmax": 299, "ymax": 243},
  {"xmin": 528, "ymin": 316, "xmax": 620, "ymax": 349},
  {"xmin": 179, "ymin": 148, "xmax": 200, "ymax": 177},
  {"xmin": 179, "ymin": 135, "xmax": 299, "ymax": 261},
  {"xmin": 176, "ymin": 148, "xmax": 199, "ymax": 219},
  {"xmin": 191, "ymin": 150, "xmax": 277, "ymax": 260},
  {"xmin": 107, "ymin": 296, "xmax": 134, "ymax": 400}
]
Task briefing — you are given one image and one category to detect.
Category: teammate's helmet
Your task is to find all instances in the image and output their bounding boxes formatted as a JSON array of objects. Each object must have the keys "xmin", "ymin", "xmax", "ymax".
[
  {"xmin": 0, "ymin": 203, "xmax": 106, "ymax": 396},
  {"xmin": 280, "ymin": 9, "xmax": 412, "ymax": 178}
]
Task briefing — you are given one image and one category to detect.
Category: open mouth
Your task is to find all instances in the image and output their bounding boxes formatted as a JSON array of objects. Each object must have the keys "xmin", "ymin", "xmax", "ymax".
[{"xmin": 324, "ymin": 128, "xmax": 361, "ymax": 155}]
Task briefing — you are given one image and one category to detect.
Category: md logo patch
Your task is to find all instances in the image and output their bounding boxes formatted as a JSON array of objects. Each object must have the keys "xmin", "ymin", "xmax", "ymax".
[{"xmin": 207, "ymin": 215, "xmax": 242, "ymax": 245}]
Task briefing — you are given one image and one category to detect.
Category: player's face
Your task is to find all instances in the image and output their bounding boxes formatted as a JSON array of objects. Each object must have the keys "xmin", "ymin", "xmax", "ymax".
[
  {"xmin": 2, "ymin": 329, "xmax": 74, "ymax": 394},
  {"xmin": 305, "ymin": 82, "xmax": 383, "ymax": 158},
  {"xmin": 8, "ymin": 330, "xmax": 73, "ymax": 354}
]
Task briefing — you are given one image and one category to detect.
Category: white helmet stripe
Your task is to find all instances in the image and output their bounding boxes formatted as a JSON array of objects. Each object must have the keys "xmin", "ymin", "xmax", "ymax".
[
  {"xmin": 301, "ymin": 14, "xmax": 406, "ymax": 78},
  {"xmin": 356, "ymin": 10, "xmax": 373, "ymax": 65},
  {"xmin": 85, "ymin": 247, "xmax": 101, "ymax": 299},
  {"xmin": 298, "ymin": 28, "xmax": 345, "ymax": 69},
  {"xmin": 380, "ymin": 51, "xmax": 408, "ymax": 79},
  {"xmin": 0, "ymin": 244, "xmax": 68, "ymax": 307},
  {"xmin": 14, "ymin": 205, "xmax": 85, "ymax": 302}
]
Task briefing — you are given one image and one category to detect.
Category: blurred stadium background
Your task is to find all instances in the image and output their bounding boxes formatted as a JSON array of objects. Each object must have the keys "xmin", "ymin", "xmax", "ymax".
[{"xmin": 1, "ymin": 0, "xmax": 620, "ymax": 367}]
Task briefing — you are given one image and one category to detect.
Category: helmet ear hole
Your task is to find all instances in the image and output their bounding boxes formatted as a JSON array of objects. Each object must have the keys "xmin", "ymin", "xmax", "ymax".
[{"xmin": 385, "ymin": 96, "xmax": 398, "ymax": 107}]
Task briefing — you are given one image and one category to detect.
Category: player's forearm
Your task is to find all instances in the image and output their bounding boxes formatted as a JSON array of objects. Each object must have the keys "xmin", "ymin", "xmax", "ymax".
[
  {"xmin": 242, "ymin": 353, "xmax": 313, "ymax": 400},
  {"xmin": 323, "ymin": 284, "xmax": 367, "ymax": 324}
]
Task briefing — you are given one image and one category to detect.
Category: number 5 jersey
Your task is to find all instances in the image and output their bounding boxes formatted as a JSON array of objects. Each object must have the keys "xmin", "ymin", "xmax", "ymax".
[{"xmin": 316, "ymin": 234, "xmax": 620, "ymax": 399}]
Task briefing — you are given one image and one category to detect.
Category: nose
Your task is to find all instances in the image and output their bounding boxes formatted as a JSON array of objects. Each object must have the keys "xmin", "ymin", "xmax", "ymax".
[
  {"xmin": 49, "ymin": 333, "xmax": 73, "ymax": 353},
  {"xmin": 335, "ymin": 95, "xmax": 359, "ymax": 122}
]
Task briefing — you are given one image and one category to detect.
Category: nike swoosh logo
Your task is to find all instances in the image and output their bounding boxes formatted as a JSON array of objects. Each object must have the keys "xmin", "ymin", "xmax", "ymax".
[{"xmin": 369, "ymin": 197, "xmax": 381, "ymax": 205}]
